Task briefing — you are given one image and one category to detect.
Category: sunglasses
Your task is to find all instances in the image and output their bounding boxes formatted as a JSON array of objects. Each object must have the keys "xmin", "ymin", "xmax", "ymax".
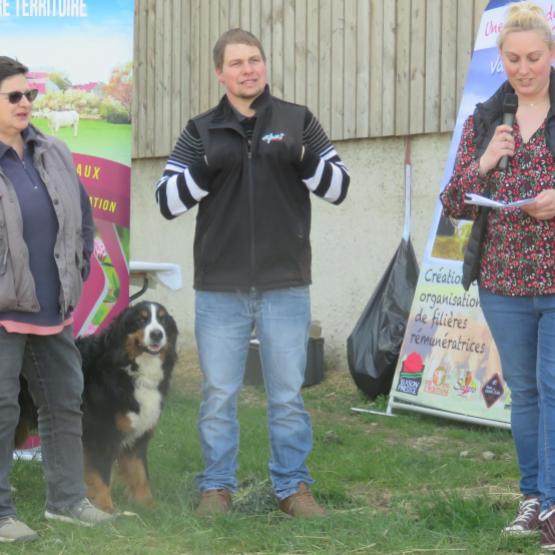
[{"xmin": 0, "ymin": 89, "xmax": 39, "ymax": 104}]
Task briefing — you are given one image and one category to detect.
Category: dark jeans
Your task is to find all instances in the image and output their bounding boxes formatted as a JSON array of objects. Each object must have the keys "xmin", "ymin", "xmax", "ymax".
[{"xmin": 0, "ymin": 326, "xmax": 86, "ymax": 518}]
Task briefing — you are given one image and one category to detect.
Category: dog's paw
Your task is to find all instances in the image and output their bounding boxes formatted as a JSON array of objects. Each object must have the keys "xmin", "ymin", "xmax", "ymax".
[{"xmin": 86, "ymin": 488, "xmax": 115, "ymax": 514}]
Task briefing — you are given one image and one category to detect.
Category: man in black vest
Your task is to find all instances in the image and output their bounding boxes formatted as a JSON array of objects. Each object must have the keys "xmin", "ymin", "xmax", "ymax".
[{"xmin": 155, "ymin": 28, "xmax": 349, "ymax": 518}]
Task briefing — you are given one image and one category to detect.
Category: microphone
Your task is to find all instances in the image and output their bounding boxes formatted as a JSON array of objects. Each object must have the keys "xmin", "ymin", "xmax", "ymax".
[{"xmin": 498, "ymin": 93, "xmax": 518, "ymax": 171}]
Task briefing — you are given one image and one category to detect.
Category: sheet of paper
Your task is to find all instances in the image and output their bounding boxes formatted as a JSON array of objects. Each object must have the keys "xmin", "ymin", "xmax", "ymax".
[{"xmin": 464, "ymin": 193, "xmax": 536, "ymax": 209}]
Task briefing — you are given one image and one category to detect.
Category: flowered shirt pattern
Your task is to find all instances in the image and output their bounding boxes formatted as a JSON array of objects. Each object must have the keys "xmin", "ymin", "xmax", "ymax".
[{"xmin": 441, "ymin": 115, "xmax": 555, "ymax": 296}]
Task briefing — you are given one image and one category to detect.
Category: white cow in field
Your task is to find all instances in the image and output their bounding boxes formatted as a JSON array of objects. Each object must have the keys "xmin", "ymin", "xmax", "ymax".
[{"xmin": 46, "ymin": 110, "xmax": 80, "ymax": 137}]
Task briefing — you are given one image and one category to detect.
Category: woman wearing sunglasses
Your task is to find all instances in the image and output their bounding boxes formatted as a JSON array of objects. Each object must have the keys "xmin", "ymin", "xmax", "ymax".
[{"xmin": 0, "ymin": 56, "xmax": 114, "ymax": 542}]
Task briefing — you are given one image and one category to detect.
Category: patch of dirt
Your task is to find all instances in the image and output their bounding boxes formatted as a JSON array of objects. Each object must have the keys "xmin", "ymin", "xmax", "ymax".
[
  {"xmin": 344, "ymin": 484, "xmax": 394, "ymax": 512},
  {"xmin": 321, "ymin": 366, "xmax": 362, "ymax": 394},
  {"xmin": 446, "ymin": 484, "xmax": 519, "ymax": 500},
  {"xmin": 343, "ymin": 481, "xmax": 520, "ymax": 520},
  {"xmin": 170, "ymin": 347, "xmax": 202, "ymax": 396},
  {"xmin": 411, "ymin": 435, "xmax": 445, "ymax": 451}
]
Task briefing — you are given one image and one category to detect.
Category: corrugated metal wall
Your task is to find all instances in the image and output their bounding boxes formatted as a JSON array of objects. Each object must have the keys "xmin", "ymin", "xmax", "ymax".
[{"xmin": 133, "ymin": 0, "xmax": 489, "ymax": 158}]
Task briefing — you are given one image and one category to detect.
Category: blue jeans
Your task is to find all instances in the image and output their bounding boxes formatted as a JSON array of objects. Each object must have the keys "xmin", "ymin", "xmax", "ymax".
[
  {"xmin": 195, "ymin": 286, "xmax": 314, "ymax": 500},
  {"xmin": 0, "ymin": 326, "xmax": 86, "ymax": 519},
  {"xmin": 479, "ymin": 289, "xmax": 555, "ymax": 510}
]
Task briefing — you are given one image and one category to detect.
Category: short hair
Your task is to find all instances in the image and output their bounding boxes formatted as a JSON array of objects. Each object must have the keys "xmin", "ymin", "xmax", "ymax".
[
  {"xmin": 497, "ymin": 1, "xmax": 553, "ymax": 49},
  {"xmin": 213, "ymin": 28, "xmax": 266, "ymax": 70},
  {"xmin": 0, "ymin": 56, "xmax": 28, "ymax": 88}
]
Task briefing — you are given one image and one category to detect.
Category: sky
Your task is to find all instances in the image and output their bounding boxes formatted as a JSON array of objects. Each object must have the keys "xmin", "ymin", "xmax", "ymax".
[{"xmin": 0, "ymin": 0, "xmax": 133, "ymax": 84}]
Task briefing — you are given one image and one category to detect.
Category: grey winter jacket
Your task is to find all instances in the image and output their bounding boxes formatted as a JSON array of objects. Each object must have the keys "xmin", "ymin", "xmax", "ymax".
[{"xmin": 0, "ymin": 126, "xmax": 93, "ymax": 315}]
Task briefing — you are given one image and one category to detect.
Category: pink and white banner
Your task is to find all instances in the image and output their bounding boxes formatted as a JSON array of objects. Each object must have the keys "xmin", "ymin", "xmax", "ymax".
[{"xmin": 0, "ymin": 0, "xmax": 134, "ymax": 335}]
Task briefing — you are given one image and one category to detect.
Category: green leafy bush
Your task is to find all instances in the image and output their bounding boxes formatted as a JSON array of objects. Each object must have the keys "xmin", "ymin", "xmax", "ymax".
[{"xmin": 99, "ymin": 97, "xmax": 131, "ymax": 124}]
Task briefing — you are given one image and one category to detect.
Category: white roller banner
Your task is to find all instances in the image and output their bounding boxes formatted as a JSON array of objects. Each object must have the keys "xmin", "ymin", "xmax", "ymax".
[{"xmin": 389, "ymin": 0, "xmax": 555, "ymax": 428}]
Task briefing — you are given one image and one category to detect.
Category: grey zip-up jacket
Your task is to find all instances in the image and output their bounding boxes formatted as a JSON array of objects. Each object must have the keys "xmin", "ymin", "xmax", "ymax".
[{"xmin": 0, "ymin": 125, "xmax": 93, "ymax": 315}]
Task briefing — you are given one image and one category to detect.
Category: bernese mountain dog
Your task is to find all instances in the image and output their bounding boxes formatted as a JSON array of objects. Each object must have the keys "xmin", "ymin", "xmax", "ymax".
[{"xmin": 15, "ymin": 300, "xmax": 178, "ymax": 513}]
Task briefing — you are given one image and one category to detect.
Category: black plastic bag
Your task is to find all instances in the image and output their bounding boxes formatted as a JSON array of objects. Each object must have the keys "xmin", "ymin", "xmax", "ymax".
[{"xmin": 347, "ymin": 237, "xmax": 419, "ymax": 398}]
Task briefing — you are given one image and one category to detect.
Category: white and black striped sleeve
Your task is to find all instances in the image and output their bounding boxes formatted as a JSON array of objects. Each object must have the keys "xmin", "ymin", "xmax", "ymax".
[
  {"xmin": 298, "ymin": 111, "xmax": 350, "ymax": 205},
  {"xmin": 155, "ymin": 121, "xmax": 212, "ymax": 220}
]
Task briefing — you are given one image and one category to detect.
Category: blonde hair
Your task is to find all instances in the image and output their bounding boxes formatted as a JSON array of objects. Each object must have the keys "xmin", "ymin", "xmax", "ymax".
[{"xmin": 497, "ymin": 1, "xmax": 553, "ymax": 48}]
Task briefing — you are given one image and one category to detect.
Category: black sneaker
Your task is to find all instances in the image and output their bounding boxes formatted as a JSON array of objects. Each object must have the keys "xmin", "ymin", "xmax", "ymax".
[
  {"xmin": 541, "ymin": 507, "xmax": 555, "ymax": 551},
  {"xmin": 503, "ymin": 496, "xmax": 540, "ymax": 536}
]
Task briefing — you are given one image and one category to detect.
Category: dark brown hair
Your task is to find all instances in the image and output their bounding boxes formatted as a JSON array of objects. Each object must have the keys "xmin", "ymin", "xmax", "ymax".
[
  {"xmin": 0, "ymin": 56, "xmax": 28, "ymax": 88},
  {"xmin": 213, "ymin": 28, "xmax": 266, "ymax": 70}
]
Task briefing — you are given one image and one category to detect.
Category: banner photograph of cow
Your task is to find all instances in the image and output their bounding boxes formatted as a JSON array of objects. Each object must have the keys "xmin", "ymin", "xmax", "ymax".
[
  {"xmin": 29, "ymin": 63, "xmax": 131, "ymax": 165},
  {"xmin": 0, "ymin": 1, "xmax": 133, "ymax": 335}
]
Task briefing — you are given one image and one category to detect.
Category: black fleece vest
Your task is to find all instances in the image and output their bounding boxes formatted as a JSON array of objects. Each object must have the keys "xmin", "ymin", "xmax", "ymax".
[{"xmin": 191, "ymin": 89, "xmax": 312, "ymax": 291}]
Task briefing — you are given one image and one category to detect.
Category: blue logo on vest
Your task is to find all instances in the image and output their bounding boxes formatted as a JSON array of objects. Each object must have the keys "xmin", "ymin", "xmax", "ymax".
[{"xmin": 261, "ymin": 132, "xmax": 285, "ymax": 144}]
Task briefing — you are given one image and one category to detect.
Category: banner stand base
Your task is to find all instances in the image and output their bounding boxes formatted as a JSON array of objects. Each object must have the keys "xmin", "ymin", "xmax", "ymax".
[
  {"xmin": 350, "ymin": 389, "xmax": 398, "ymax": 418},
  {"xmin": 352, "ymin": 396, "xmax": 511, "ymax": 430},
  {"xmin": 351, "ymin": 407, "xmax": 397, "ymax": 417}
]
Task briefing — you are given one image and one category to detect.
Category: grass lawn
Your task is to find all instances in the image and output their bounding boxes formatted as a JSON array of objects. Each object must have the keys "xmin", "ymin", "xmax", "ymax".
[
  {"xmin": 31, "ymin": 118, "xmax": 131, "ymax": 165},
  {"xmin": 6, "ymin": 352, "xmax": 533, "ymax": 555}
]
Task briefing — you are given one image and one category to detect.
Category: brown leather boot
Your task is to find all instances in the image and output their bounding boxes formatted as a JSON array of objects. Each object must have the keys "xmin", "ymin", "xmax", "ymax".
[
  {"xmin": 278, "ymin": 483, "xmax": 326, "ymax": 518},
  {"xmin": 195, "ymin": 489, "xmax": 232, "ymax": 517}
]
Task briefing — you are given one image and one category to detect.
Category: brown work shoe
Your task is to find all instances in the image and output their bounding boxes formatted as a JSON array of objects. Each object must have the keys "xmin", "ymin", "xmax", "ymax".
[
  {"xmin": 195, "ymin": 489, "xmax": 232, "ymax": 517},
  {"xmin": 278, "ymin": 483, "xmax": 326, "ymax": 518}
]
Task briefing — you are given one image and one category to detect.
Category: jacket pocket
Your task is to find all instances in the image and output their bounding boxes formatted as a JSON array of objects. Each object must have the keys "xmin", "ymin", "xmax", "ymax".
[
  {"xmin": 69, "ymin": 231, "xmax": 84, "ymax": 307},
  {"xmin": 0, "ymin": 238, "xmax": 18, "ymax": 309},
  {"xmin": 0, "ymin": 237, "xmax": 7, "ymax": 276},
  {"xmin": 74, "ymin": 231, "xmax": 84, "ymax": 271}
]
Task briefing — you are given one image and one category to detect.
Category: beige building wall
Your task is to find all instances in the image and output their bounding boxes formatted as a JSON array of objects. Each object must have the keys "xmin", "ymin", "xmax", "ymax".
[
  {"xmin": 131, "ymin": 0, "xmax": 489, "ymax": 367},
  {"xmin": 131, "ymin": 132, "xmax": 451, "ymax": 366},
  {"xmin": 134, "ymin": 0, "xmax": 487, "ymax": 156}
]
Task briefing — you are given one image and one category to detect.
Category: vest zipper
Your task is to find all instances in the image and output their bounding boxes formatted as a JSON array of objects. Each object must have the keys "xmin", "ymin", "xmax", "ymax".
[{"xmin": 247, "ymin": 139, "xmax": 256, "ymax": 283}]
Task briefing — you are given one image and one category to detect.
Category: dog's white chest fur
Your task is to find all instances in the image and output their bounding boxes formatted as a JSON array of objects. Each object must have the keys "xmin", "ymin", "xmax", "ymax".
[{"xmin": 123, "ymin": 354, "xmax": 164, "ymax": 446}]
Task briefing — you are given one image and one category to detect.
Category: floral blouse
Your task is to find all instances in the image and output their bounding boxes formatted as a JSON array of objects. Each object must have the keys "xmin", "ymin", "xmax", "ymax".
[{"xmin": 441, "ymin": 115, "xmax": 555, "ymax": 296}]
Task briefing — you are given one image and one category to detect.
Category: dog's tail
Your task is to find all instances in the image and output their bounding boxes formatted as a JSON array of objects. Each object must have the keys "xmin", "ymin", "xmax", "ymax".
[{"xmin": 15, "ymin": 377, "xmax": 38, "ymax": 448}]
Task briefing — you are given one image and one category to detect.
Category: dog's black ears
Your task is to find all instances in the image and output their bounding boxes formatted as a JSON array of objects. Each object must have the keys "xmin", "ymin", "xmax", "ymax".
[{"xmin": 159, "ymin": 310, "xmax": 178, "ymax": 343}]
